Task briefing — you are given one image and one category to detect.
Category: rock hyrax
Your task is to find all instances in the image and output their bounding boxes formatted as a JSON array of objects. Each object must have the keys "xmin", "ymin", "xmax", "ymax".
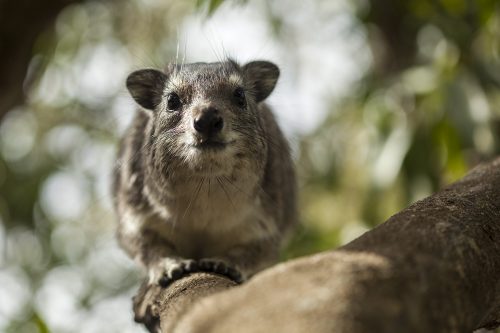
[{"xmin": 114, "ymin": 59, "xmax": 296, "ymax": 285}]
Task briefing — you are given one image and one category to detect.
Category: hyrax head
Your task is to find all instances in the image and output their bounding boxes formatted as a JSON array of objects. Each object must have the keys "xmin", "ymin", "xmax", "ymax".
[{"xmin": 126, "ymin": 60, "xmax": 279, "ymax": 177}]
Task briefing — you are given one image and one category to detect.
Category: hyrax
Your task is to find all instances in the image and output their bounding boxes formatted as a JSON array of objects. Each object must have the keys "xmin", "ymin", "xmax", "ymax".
[{"xmin": 113, "ymin": 59, "xmax": 296, "ymax": 286}]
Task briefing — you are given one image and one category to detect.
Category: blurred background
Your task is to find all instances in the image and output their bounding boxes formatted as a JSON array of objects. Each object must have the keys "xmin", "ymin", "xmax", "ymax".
[{"xmin": 1, "ymin": 0, "xmax": 499, "ymax": 332}]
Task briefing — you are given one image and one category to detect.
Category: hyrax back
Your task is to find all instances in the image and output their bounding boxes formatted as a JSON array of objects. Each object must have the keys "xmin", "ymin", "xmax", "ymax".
[{"xmin": 114, "ymin": 59, "xmax": 296, "ymax": 285}]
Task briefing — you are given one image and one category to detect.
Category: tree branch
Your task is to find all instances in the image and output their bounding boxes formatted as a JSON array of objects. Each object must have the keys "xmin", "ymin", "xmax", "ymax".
[
  {"xmin": 134, "ymin": 158, "xmax": 500, "ymax": 333},
  {"xmin": 133, "ymin": 273, "xmax": 236, "ymax": 333}
]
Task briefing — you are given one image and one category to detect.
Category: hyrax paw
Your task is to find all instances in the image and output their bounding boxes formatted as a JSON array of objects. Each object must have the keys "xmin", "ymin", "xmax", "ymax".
[
  {"xmin": 198, "ymin": 258, "xmax": 243, "ymax": 283},
  {"xmin": 150, "ymin": 259, "xmax": 199, "ymax": 288}
]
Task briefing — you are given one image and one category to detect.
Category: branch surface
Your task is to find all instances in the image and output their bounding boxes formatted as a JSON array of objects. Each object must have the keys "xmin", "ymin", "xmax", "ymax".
[{"xmin": 136, "ymin": 158, "xmax": 500, "ymax": 333}]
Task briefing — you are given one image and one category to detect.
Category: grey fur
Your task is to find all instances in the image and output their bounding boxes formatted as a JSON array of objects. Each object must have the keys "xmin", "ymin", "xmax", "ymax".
[{"xmin": 114, "ymin": 59, "xmax": 296, "ymax": 285}]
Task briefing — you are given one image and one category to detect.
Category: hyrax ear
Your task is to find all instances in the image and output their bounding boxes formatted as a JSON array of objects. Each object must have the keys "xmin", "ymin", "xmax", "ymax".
[
  {"xmin": 126, "ymin": 69, "xmax": 167, "ymax": 110},
  {"xmin": 242, "ymin": 61, "xmax": 280, "ymax": 103}
]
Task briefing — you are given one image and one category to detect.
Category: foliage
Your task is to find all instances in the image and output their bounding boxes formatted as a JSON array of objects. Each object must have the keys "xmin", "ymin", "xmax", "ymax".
[
  {"xmin": 290, "ymin": 0, "xmax": 500, "ymax": 257},
  {"xmin": 0, "ymin": 0, "xmax": 499, "ymax": 332}
]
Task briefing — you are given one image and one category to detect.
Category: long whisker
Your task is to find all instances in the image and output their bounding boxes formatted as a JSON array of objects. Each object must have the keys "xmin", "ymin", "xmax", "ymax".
[
  {"xmin": 221, "ymin": 175, "xmax": 253, "ymax": 200},
  {"xmin": 216, "ymin": 176, "xmax": 234, "ymax": 209},
  {"xmin": 180, "ymin": 177, "xmax": 205, "ymax": 225}
]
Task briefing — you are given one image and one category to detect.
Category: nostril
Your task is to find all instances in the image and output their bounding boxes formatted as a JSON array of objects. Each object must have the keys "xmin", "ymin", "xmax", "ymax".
[
  {"xmin": 193, "ymin": 108, "xmax": 223, "ymax": 136},
  {"xmin": 194, "ymin": 117, "xmax": 206, "ymax": 133},
  {"xmin": 212, "ymin": 117, "xmax": 223, "ymax": 132}
]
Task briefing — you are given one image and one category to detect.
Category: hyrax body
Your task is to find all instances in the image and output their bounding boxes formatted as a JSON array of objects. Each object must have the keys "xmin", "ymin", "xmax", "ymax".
[{"xmin": 114, "ymin": 59, "xmax": 296, "ymax": 285}]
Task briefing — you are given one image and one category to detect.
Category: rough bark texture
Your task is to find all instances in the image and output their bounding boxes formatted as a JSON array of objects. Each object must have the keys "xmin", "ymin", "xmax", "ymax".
[
  {"xmin": 134, "ymin": 158, "xmax": 500, "ymax": 333},
  {"xmin": 133, "ymin": 273, "xmax": 236, "ymax": 333}
]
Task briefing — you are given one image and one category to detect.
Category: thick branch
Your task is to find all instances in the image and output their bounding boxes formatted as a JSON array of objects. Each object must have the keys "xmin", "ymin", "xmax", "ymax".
[
  {"xmin": 133, "ymin": 273, "xmax": 236, "ymax": 333},
  {"xmin": 135, "ymin": 158, "xmax": 500, "ymax": 333}
]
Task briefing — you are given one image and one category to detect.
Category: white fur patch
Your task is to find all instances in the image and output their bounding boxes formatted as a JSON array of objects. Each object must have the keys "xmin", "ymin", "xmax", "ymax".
[
  {"xmin": 166, "ymin": 75, "xmax": 184, "ymax": 91},
  {"xmin": 128, "ymin": 173, "xmax": 138, "ymax": 188},
  {"xmin": 121, "ymin": 208, "xmax": 142, "ymax": 237},
  {"xmin": 228, "ymin": 73, "xmax": 243, "ymax": 86},
  {"xmin": 179, "ymin": 131, "xmax": 195, "ymax": 146},
  {"xmin": 143, "ymin": 185, "xmax": 172, "ymax": 220}
]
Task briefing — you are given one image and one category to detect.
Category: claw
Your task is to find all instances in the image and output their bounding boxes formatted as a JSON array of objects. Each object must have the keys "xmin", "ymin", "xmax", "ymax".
[
  {"xmin": 151, "ymin": 258, "xmax": 243, "ymax": 288},
  {"xmin": 185, "ymin": 260, "xmax": 199, "ymax": 272},
  {"xmin": 158, "ymin": 276, "xmax": 170, "ymax": 287},
  {"xmin": 152, "ymin": 258, "xmax": 204, "ymax": 288},
  {"xmin": 227, "ymin": 266, "xmax": 243, "ymax": 283},
  {"xmin": 199, "ymin": 260, "xmax": 212, "ymax": 270},
  {"xmin": 214, "ymin": 263, "xmax": 228, "ymax": 274},
  {"xmin": 197, "ymin": 259, "xmax": 243, "ymax": 283},
  {"xmin": 170, "ymin": 266, "xmax": 183, "ymax": 280}
]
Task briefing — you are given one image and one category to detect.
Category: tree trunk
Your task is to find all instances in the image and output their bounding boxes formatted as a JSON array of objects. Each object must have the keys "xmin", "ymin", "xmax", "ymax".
[
  {"xmin": 0, "ymin": 0, "xmax": 80, "ymax": 118},
  {"xmin": 134, "ymin": 157, "xmax": 500, "ymax": 333}
]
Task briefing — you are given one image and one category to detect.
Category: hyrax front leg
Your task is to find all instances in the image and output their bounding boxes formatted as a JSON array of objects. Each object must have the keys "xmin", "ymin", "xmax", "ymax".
[
  {"xmin": 124, "ymin": 228, "xmax": 202, "ymax": 324},
  {"xmin": 118, "ymin": 226, "xmax": 196, "ymax": 287},
  {"xmin": 140, "ymin": 243, "xmax": 201, "ymax": 287}
]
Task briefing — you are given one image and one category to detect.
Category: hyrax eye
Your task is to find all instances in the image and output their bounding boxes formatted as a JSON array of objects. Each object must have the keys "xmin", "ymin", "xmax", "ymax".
[
  {"xmin": 233, "ymin": 87, "xmax": 246, "ymax": 108},
  {"xmin": 167, "ymin": 92, "xmax": 181, "ymax": 111}
]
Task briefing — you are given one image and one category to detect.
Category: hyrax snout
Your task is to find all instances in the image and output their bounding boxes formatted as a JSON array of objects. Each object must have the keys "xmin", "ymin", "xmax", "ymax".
[{"xmin": 192, "ymin": 106, "xmax": 224, "ymax": 143}]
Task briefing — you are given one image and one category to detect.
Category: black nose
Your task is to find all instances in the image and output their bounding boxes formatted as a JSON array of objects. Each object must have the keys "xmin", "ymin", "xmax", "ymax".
[{"xmin": 193, "ymin": 107, "xmax": 223, "ymax": 137}]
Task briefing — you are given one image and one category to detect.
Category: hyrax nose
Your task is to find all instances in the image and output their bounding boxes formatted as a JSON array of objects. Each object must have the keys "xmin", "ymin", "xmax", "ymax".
[{"xmin": 193, "ymin": 107, "xmax": 223, "ymax": 137}]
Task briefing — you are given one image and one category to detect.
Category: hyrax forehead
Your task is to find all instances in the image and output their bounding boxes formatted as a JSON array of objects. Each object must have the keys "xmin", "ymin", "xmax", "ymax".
[
  {"xmin": 126, "ymin": 59, "xmax": 279, "ymax": 111},
  {"xmin": 167, "ymin": 61, "xmax": 243, "ymax": 95}
]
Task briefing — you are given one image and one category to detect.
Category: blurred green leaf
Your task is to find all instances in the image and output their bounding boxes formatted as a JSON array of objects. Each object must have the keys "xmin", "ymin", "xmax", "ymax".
[{"xmin": 33, "ymin": 313, "xmax": 50, "ymax": 333}]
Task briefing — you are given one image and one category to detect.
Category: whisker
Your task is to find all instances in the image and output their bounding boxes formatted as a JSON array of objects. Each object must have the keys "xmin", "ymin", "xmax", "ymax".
[
  {"xmin": 221, "ymin": 175, "xmax": 253, "ymax": 200},
  {"xmin": 216, "ymin": 176, "xmax": 234, "ymax": 209}
]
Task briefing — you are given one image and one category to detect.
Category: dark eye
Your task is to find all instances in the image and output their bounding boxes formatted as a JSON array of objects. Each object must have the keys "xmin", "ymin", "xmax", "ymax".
[
  {"xmin": 233, "ymin": 87, "xmax": 246, "ymax": 108},
  {"xmin": 167, "ymin": 92, "xmax": 181, "ymax": 111}
]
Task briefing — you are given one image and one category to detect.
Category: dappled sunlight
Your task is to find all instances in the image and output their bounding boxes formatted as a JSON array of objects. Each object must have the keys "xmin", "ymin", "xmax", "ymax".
[{"xmin": 1, "ymin": 0, "xmax": 500, "ymax": 331}]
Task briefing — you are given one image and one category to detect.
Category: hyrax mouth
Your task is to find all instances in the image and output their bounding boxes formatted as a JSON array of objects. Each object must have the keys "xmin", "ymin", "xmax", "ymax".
[{"xmin": 193, "ymin": 139, "xmax": 227, "ymax": 151}]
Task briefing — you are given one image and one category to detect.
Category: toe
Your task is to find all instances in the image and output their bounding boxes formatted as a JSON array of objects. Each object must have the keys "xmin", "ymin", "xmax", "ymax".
[
  {"xmin": 199, "ymin": 260, "xmax": 214, "ymax": 270},
  {"xmin": 158, "ymin": 276, "xmax": 170, "ymax": 287},
  {"xmin": 213, "ymin": 262, "xmax": 228, "ymax": 275},
  {"xmin": 169, "ymin": 266, "xmax": 183, "ymax": 280},
  {"xmin": 184, "ymin": 260, "xmax": 199, "ymax": 273},
  {"xmin": 227, "ymin": 267, "xmax": 242, "ymax": 283}
]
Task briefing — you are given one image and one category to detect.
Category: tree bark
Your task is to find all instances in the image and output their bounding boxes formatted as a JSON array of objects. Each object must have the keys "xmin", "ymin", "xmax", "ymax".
[
  {"xmin": 134, "ymin": 158, "xmax": 500, "ymax": 333},
  {"xmin": 133, "ymin": 273, "xmax": 236, "ymax": 333}
]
